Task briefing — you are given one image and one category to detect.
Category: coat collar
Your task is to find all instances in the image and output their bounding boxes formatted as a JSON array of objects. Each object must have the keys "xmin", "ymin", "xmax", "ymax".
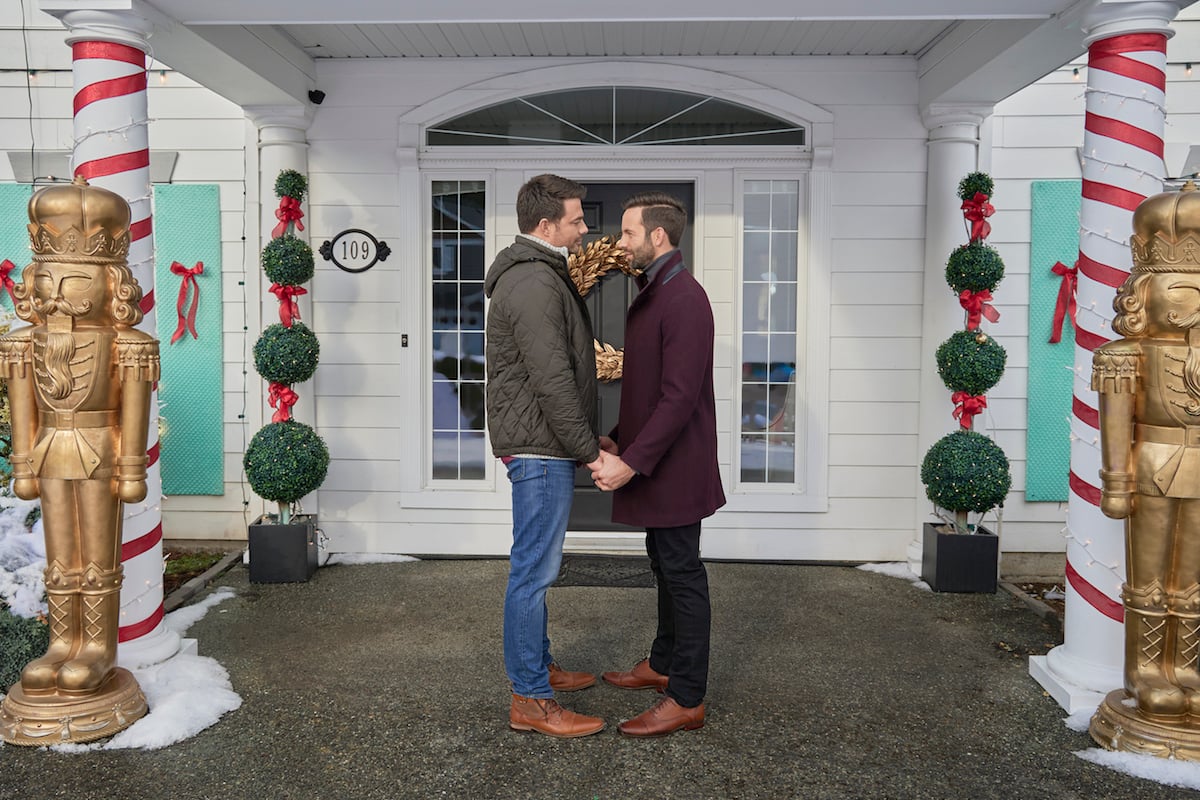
[{"xmin": 634, "ymin": 249, "xmax": 685, "ymax": 295}]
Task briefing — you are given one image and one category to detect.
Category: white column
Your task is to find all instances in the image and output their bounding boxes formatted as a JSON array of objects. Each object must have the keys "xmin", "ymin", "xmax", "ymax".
[
  {"xmin": 909, "ymin": 104, "xmax": 992, "ymax": 572},
  {"xmin": 47, "ymin": 7, "xmax": 180, "ymax": 668},
  {"xmin": 1030, "ymin": 0, "xmax": 1186, "ymax": 714}
]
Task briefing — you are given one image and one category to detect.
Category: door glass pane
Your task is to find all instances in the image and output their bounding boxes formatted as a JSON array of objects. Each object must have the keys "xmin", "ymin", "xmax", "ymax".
[
  {"xmin": 740, "ymin": 180, "xmax": 800, "ymax": 485},
  {"xmin": 431, "ymin": 180, "xmax": 487, "ymax": 481}
]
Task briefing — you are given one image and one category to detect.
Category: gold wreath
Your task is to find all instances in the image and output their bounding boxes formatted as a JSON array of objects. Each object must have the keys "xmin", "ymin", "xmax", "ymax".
[{"xmin": 567, "ymin": 236, "xmax": 642, "ymax": 382}]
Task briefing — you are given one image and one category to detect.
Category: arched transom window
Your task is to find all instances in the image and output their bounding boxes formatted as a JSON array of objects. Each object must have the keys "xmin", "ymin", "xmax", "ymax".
[{"xmin": 427, "ymin": 87, "xmax": 806, "ymax": 147}]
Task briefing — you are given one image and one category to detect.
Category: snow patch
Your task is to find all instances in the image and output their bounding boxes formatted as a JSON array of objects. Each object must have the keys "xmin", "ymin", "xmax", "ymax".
[
  {"xmin": 325, "ymin": 552, "xmax": 419, "ymax": 566},
  {"xmin": 1076, "ymin": 748, "xmax": 1200, "ymax": 790},
  {"xmin": 857, "ymin": 561, "xmax": 932, "ymax": 591}
]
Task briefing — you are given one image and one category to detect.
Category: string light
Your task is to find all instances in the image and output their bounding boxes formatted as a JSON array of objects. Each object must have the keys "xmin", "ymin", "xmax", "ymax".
[
  {"xmin": 1083, "ymin": 87, "xmax": 1167, "ymax": 116},
  {"xmin": 1073, "ymin": 68, "xmax": 1081, "ymax": 81},
  {"xmin": 1187, "ymin": 63, "xmax": 1193, "ymax": 78},
  {"xmin": 1078, "ymin": 151, "xmax": 1165, "ymax": 183},
  {"xmin": 158, "ymin": 70, "xmax": 167, "ymax": 85},
  {"xmin": 72, "ymin": 118, "xmax": 155, "ymax": 148}
]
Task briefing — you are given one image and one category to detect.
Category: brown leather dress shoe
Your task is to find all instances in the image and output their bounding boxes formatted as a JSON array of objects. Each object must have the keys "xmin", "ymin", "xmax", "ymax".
[
  {"xmin": 618, "ymin": 697, "xmax": 705, "ymax": 737},
  {"xmin": 601, "ymin": 658, "xmax": 669, "ymax": 692},
  {"xmin": 509, "ymin": 695, "xmax": 606, "ymax": 738},
  {"xmin": 548, "ymin": 662, "xmax": 596, "ymax": 691}
]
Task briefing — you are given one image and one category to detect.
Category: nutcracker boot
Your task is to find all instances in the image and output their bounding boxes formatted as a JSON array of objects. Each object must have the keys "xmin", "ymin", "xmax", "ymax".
[
  {"xmin": 1123, "ymin": 580, "xmax": 1187, "ymax": 718},
  {"xmin": 19, "ymin": 561, "xmax": 80, "ymax": 693},
  {"xmin": 56, "ymin": 563, "xmax": 122, "ymax": 694},
  {"xmin": 1167, "ymin": 584, "xmax": 1200, "ymax": 716}
]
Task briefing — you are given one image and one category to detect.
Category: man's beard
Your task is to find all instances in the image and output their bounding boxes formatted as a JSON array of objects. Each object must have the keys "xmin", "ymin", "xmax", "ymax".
[{"xmin": 630, "ymin": 241, "xmax": 656, "ymax": 269}]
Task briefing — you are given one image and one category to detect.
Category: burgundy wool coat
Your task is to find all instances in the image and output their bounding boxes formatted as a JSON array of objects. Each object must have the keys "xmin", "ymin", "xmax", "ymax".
[{"xmin": 611, "ymin": 250, "xmax": 726, "ymax": 528}]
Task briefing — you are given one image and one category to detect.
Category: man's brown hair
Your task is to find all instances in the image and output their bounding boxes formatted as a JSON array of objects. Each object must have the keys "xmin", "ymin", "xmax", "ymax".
[
  {"xmin": 516, "ymin": 174, "xmax": 587, "ymax": 234},
  {"xmin": 623, "ymin": 191, "xmax": 687, "ymax": 247}
]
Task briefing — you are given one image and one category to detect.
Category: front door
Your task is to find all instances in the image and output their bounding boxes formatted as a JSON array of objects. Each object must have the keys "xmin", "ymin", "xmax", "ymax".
[{"xmin": 567, "ymin": 182, "xmax": 696, "ymax": 531}]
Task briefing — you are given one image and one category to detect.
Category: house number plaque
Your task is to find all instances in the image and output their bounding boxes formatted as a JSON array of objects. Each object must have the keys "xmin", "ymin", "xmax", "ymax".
[{"xmin": 320, "ymin": 229, "xmax": 391, "ymax": 273}]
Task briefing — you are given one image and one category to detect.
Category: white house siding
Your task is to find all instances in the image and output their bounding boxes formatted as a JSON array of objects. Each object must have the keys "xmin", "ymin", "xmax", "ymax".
[
  {"xmin": 987, "ymin": 9, "xmax": 1200, "ymax": 554},
  {"xmin": 0, "ymin": 5, "xmax": 256, "ymax": 540}
]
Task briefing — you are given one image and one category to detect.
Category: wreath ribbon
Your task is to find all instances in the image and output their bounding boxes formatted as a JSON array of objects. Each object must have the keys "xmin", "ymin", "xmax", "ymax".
[
  {"xmin": 1049, "ymin": 260, "xmax": 1078, "ymax": 344},
  {"xmin": 271, "ymin": 196, "xmax": 305, "ymax": 239},
  {"xmin": 951, "ymin": 391, "xmax": 987, "ymax": 430},
  {"xmin": 169, "ymin": 260, "xmax": 203, "ymax": 344},
  {"xmin": 270, "ymin": 283, "xmax": 307, "ymax": 327},
  {"xmin": 268, "ymin": 381, "xmax": 299, "ymax": 423},
  {"xmin": 0, "ymin": 259, "xmax": 17, "ymax": 307},
  {"xmin": 958, "ymin": 289, "xmax": 1000, "ymax": 330},
  {"xmin": 960, "ymin": 192, "xmax": 994, "ymax": 241}
]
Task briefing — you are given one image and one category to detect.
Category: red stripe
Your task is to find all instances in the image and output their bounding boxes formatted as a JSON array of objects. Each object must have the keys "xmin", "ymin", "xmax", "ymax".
[
  {"xmin": 140, "ymin": 288, "xmax": 155, "ymax": 315},
  {"xmin": 130, "ymin": 217, "xmax": 152, "ymax": 243},
  {"xmin": 119, "ymin": 604, "xmax": 164, "ymax": 643},
  {"xmin": 74, "ymin": 73, "xmax": 146, "ymax": 115},
  {"xmin": 1070, "ymin": 470, "xmax": 1102, "ymax": 506},
  {"xmin": 1082, "ymin": 179, "xmax": 1146, "ymax": 212},
  {"xmin": 1077, "ymin": 251, "xmax": 1129, "ymax": 290},
  {"xmin": 1066, "ymin": 560, "xmax": 1125, "ymax": 623},
  {"xmin": 1089, "ymin": 33, "xmax": 1166, "ymax": 92},
  {"xmin": 1085, "ymin": 112, "xmax": 1164, "ymax": 156},
  {"xmin": 1073, "ymin": 397, "xmax": 1100, "ymax": 429},
  {"xmin": 75, "ymin": 150, "xmax": 149, "ymax": 181},
  {"xmin": 147, "ymin": 441, "xmax": 160, "ymax": 468},
  {"xmin": 72, "ymin": 41, "xmax": 145, "ymax": 67},
  {"xmin": 1073, "ymin": 324, "xmax": 1110, "ymax": 353},
  {"xmin": 121, "ymin": 522, "xmax": 163, "ymax": 562}
]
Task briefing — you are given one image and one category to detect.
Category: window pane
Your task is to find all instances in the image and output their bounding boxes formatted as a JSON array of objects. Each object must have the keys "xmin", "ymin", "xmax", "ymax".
[
  {"xmin": 430, "ymin": 181, "xmax": 488, "ymax": 482},
  {"xmin": 741, "ymin": 179, "xmax": 802, "ymax": 485}
]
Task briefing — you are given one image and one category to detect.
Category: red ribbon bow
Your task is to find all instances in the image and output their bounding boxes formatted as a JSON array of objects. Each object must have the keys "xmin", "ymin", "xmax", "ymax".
[
  {"xmin": 169, "ymin": 261, "xmax": 203, "ymax": 344},
  {"xmin": 268, "ymin": 381, "xmax": 299, "ymax": 423},
  {"xmin": 960, "ymin": 192, "xmax": 994, "ymax": 242},
  {"xmin": 0, "ymin": 259, "xmax": 17, "ymax": 307},
  {"xmin": 958, "ymin": 289, "xmax": 1000, "ymax": 330},
  {"xmin": 270, "ymin": 283, "xmax": 307, "ymax": 327},
  {"xmin": 951, "ymin": 392, "xmax": 988, "ymax": 430},
  {"xmin": 271, "ymin": 196, "xmax": 305, "ymax": 239},
  {"xmin": 1049, "ymin": 260, "xmax": 1078, "ymax": 344}
]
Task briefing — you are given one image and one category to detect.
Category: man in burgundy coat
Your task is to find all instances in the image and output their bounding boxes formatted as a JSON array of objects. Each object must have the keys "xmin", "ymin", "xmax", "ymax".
[{"xmin": 591, "ymin": 191, "xmax": 726, "ymax": 737}]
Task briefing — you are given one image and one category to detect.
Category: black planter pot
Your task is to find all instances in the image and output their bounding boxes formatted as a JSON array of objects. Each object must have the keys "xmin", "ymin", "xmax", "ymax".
[
  {"xmin": 921, "ymin": 521, "xmax": 998, "ymax": 593},
  {"xmin": 248, "ymin": 514, "xmax": 318, "ymax": 583}
]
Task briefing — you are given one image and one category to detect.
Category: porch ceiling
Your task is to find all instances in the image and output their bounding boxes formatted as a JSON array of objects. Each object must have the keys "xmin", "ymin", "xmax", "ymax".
[{"xmin": 94, "ymin": 0, "xmax": 1193, "ymax": 112}]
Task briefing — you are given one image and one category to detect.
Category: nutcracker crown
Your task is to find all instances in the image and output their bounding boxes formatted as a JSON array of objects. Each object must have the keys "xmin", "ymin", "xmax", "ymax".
[
  {"xmin": 1131, "ymin": 180, "xmax": 1200, "ymax": 273},
  {"xmin": 26, "ymin": 176, "xmax": 130, "ymax": 264}
]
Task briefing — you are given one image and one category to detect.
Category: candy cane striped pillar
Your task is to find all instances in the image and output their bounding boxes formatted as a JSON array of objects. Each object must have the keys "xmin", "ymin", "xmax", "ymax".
[
  {"xmin": 1030, "ymin": 1, "xmax": 1182, "ymax": 713},
  {"xmin": 58, "ymin": 11, "xmax": 180, "ymax": 668}
]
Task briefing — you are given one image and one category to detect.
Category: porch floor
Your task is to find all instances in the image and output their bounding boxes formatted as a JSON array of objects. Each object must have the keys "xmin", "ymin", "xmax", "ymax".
[{"xmin": 2, "ymin": 559, "xmax": 1183, "ymax": 799}]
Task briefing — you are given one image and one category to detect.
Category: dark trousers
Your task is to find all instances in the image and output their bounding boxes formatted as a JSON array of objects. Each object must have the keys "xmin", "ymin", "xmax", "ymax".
[{"xmin": 645, "ymin": 521, "xmax": 710, "ymax": 708}]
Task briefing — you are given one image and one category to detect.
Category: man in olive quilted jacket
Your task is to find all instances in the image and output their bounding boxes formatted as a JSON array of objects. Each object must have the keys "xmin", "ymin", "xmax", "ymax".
[{"xmin": 484, "ymin": 174, "xmax": 609, "ymax": 738}]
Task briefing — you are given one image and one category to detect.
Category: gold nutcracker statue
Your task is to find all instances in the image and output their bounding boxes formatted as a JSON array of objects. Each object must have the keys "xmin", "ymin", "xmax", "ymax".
[
  {"xmin": 1091, "ymin": 181, "xmax": 1200, "ymax": 759},
  {"xmin": 0, "ymin": 177, "xmax": 154, "ymax": 745}
]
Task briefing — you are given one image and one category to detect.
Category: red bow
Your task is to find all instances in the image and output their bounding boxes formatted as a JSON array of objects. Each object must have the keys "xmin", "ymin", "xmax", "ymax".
[
  {"xmin": 960, "ymin": 192, "xmax": 994, "ymax": 242},
  {"xmin": 268, "ymin": 381, "xmax": 299, "ymax": 423},
  {"xmin": 270, "ymin": 283, "xmax": 307, "ymax": 327},
  {"xmin": 951, "ymin": 392, "xmax": 987, "ymax": 430},
  {"xmin": 1049, "ymin": 260, "xmax": 1078, "ymax": 344},
  {"xmin": 271, "ymin": 196, "xmax": 305, "ymax": 239},
  {"xmin": 169, "ymin": 261, "xmax": 203, "ymax": 344},
  {"xmin": 0, "ymin": 259, "xmax": 17, "ymax": 307},
  {"xmin": 958, "ymin": 289, "xmax": 1000, "ymax": 330}
]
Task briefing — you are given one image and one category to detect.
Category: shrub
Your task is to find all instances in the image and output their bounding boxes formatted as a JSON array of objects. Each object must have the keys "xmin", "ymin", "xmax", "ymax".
[
  {"xmin": 935, "ymin": 330, "xmax": 1007, "ymax": 396},
  {"xmin": 262, "ymin": 236, "xmax": 315, "ymax": 286},
  {"xmin": 0, "ymin": 606, "xmax": 48, "ymax": 689},
  {"xmin": 957, "ymin": 171, "xmax": 994, "ymax": 200},
  {"xmin": 253, "ymin": 322, "xmax": 320, "ymax": 385},
  {"xmin": 945, "ymin": 241, "xmax": 1005, "ymax": 294},
  {"xmin": 245, "ymin": 421, "xmax": 330, "ymax": 505},
  {"xmin": 921, "ymin": 430, "xmax": 1012, "ymax": 514}
]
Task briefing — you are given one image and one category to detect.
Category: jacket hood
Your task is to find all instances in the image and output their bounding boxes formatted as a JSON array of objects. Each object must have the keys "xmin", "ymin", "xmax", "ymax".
[{"xmin": 485, "ymin": 237, "xmax": 568, "ymax": 297}]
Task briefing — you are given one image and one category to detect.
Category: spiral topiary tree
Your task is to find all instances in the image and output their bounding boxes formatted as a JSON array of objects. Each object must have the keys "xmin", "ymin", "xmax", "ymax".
[
  {"xmin": 922, "ymin": 172, "xmax": 1012, "ymax": 534},
  {"xmin": 244, "ymin": 169, "xmax": 328, "ymax": 523}
]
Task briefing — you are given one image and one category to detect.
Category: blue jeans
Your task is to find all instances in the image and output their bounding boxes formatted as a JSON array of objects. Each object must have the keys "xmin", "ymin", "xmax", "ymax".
[{"xmin": 503, "ymin": 457, "xmax": 575, "ymax": 698}]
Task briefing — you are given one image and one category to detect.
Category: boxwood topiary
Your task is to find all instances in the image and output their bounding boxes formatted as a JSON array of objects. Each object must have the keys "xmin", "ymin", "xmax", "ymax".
[
  {"xmin": 0, "ymin": 606, "xmax": 48, "ymax": 689},
  {"xmin": 253, "ymin": 322, "xmax": 320, "ymax": 385},
  {"xmin": 274, "ymin": 169, "xmax": 308, "ymax": 202},
  {"xmin": 957, "ymin": 171, "xmax": 994, "ymax": 201},
  {"xmin": 262, "ymin": 236, "xmax": 315, "ymax": 286},
  {"xmin": 945, "ymin": 241, "xmax": 1005, "ymax": 294},
  {"xmin": 936, "ymin": 330, "xmax": 1007, "ymax": 396},
  {"xmin": 244, "ymin": 421, "xmax": 330, "ymax": 505},
  {"xmin": 921, "ymin": 430, "xmax": 1011, "ymax": 514}
]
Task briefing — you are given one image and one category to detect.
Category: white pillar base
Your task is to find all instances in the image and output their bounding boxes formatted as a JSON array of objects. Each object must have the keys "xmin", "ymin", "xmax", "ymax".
[
  {"xmin": 117, "ymin": 625, "xmax": 182, "ymax": 671},
  {"xmin": 1030, "ymin": 644, "xmax": 1121, "ymax": 714}
]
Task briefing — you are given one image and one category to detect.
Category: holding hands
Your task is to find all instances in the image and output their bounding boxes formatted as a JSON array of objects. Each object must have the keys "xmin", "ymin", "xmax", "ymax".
[{"xmin": 590, "ymin": 437, "xmax": 635, "ymax": 491}]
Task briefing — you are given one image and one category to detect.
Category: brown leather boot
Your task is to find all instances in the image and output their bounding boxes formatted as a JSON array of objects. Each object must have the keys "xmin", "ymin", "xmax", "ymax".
[
  {"xmin": 602, "ymin": 658, "xmax": 668, "ymax": 692},
  {"xmin": 548, "ymin": 662, "xmax": 596, "ymax": 691},
  {"xmin": 618, "ymin": 697, "xmax": 705, "ymax": 737},
  {"xmin": 509, "ymin": 695, "xmax": 606, "ymax": 738}
]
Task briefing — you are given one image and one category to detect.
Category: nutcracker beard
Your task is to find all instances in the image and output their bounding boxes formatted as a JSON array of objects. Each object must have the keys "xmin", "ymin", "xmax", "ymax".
[{"xmin": 41, "ymin": 331, "xmax": 76, "ymax": 400}]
